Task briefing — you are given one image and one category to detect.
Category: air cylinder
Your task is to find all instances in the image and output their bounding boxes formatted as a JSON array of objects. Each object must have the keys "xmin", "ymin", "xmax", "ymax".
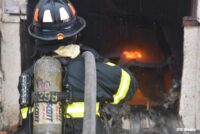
[{"xmin": 33, "ymin": 56, "xmax": 62, "ymax": 134}]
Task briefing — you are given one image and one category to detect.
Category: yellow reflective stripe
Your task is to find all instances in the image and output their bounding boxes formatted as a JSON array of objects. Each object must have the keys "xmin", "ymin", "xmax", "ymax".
[
  {"xmin": 31, "ymin": 107, "xmax": 34, "ymax": 113},
  {"xmin": 20, "ymin": 107, "xmax": 29, "ymax": 119},
  {"xmin": 112, "ymin": 69, "xmax": 131, "ymax": 104},
  {"xmin": 106, "ymin": 62, "xmax": 116, "ymax": 66},
  {"xmin": 64, "ymin": 102, "xmax": 100, "ymax": 118}
]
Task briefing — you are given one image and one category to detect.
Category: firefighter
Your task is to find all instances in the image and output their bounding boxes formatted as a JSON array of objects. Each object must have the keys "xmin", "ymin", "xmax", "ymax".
[{"xmin": 17, "ymin": 0, "xmax": 138, "ymax": 134}]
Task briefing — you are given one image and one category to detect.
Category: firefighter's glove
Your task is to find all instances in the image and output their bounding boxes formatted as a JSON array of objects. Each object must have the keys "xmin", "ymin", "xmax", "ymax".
[{"xmin": 54, "ymin": 44, "xmax": 80, "ymax": 59}]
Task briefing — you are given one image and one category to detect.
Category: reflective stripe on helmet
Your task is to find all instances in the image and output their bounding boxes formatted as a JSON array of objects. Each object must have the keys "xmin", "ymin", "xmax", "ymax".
[
  {"xmin": 43, "ymin": 10, "xmax": 53, "ymax": 23},
  {"xmin": 20, "ymin": 107, "xmax": 29, "ymax": 119},
  {"xmin": 59, "ymin": 7, "xmax": 70, "ymax": 21},
  {"xmin": 64, "ymin": 102, "xmax": 100, "ymax": 118},
  {"xmin": 34, "ymin": 8, "xmax": 39, "ymax": 22},
  {"xmin": 68, "ymin": 3, "xmax": 76, "ymax": 15},
  {"xmin": 112, "ymin": 69, "xmax": 131, "ymax": 104}
]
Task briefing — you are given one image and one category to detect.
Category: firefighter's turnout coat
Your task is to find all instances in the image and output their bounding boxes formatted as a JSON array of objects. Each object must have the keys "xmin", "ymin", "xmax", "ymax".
[{"xmin": 18, "ymin": 48, "xmax": 137, "ymax": 134}]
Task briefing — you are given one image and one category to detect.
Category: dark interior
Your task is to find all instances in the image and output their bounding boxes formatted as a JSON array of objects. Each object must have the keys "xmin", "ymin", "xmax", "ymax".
[
  {"xmin": 21, "ymin": 0, "xmax": 192, "ymax": 106},
  {"xmin": 71, "ymin": 0, "xmax": 191, "ymax": 78}
]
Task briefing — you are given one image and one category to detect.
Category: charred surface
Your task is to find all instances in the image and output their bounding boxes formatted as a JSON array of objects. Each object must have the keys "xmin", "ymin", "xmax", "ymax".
[{"xmin": 104, "ymin": 104, "xmax": 185, "ymax": 134}]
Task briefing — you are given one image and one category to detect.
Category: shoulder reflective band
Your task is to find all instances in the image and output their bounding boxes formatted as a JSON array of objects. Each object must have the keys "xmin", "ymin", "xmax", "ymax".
[
  {"xmin": 112, "ymin": 69, "xmax": 131, "ymax": 104},
  {"xmin": 20, "ymin": 107, "xmax": 29, "ymax": 119},
  {"xmin": 106, "ymin": 62, "xmax": 116, "ymax": 66},
  {"xmin": 64, "ymin": 102, "xmax": 100, "ymax": 118}
]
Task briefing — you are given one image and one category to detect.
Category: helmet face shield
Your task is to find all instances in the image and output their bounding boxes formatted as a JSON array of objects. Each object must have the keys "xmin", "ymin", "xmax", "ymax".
[{"xmin": 28, "ymin": 0, "xmax": 86, "ymax": 41}]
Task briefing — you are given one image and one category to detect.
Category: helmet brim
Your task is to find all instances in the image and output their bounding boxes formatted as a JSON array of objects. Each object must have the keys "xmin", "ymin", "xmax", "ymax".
[{"xmin": 28, "ymin": 16, "xmax": 86, "ymax": 41}]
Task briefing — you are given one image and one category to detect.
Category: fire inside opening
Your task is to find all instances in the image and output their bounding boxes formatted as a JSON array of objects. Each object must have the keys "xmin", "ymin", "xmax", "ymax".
[
  {"xmin": 66, "ymin": 0, "xmax": 189, "ymax": 111},
  {"xmin": 82, "ymin": 26, "xmax": 175, "ymax": 107}
]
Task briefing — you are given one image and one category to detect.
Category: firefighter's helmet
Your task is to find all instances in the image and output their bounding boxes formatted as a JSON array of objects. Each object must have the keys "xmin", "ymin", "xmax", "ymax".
[{"xmin": 28, "ymin": 0, "xmax": 86, "ymax": 41}]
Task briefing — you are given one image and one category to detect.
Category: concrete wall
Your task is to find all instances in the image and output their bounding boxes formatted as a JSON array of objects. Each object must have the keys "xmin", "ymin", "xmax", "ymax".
[
  {"xmin": 179, "ymin": 19, "xmax": 200, "ymax": 130},
  {"xmin": 0, "ymin": 22, "xmax": 21, "ymax": 129},
  {"xmin": 0, "ymin": 0, "xmax": 21, "ymax": 130}
]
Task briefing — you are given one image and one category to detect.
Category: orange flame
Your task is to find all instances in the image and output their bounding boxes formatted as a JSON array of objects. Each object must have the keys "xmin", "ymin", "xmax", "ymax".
[{"xmin": 123, "ymin": 51, "xmax": 142, "ymax": 60}]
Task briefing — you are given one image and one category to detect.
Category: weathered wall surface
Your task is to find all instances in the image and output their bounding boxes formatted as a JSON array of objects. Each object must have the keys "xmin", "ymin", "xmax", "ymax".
[
  {"xmin": 0, "ymin": 1, "xmax": 21, "ymax": 129},
  {"xmin": 0, "ymin": 22, "xmax": 21, "ymax": 129},
  {"xmin": 179, "ymin": 20, "xmax": 200, "ymax": 129},
  {"xmin": 3, "ymin": 0, "xmax": 27, "ymax": 14}
]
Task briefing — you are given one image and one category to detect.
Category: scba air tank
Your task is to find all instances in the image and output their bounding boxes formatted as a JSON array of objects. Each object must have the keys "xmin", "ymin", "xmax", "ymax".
[{"xmin": 33, "ymin": 56, "xmax": 62, "ymax": 134}]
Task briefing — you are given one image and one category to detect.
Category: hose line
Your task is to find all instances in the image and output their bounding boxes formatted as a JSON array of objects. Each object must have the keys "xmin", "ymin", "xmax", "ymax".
[{"xmin": 82, "ymin": 51, "xmax": 97, "ymax": 134}]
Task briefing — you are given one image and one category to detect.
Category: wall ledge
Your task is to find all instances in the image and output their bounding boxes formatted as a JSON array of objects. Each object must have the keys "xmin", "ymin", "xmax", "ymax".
[{"xmin": 183, "ymin": 17, "xmax": 200, "ymax": 27}]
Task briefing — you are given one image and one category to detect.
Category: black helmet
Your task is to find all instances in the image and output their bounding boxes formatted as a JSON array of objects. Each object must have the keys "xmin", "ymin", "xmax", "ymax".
[{"xmin": 28, "ymin": 0, "xmax": 86, "ymax": 41}]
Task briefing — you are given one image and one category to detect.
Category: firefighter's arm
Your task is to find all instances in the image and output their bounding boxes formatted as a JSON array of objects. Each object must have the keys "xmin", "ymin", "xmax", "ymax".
[
  {"xmin": 119, "ymin": 68, "xmax": 138, "ymax": 102},
  {"xmin": 105, "ymin": 62, "xmax": 138, "ymax": 104},
  {"xmin": 18, "ymin": 74, "xmax": 32, "ymax": 117},
  {"xmin": 13, "ymin": 67, "xmax": 34, "ymax": 134}
]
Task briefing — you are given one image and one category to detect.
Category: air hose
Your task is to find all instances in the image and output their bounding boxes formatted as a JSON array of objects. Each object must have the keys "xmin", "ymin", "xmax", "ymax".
[{"xmin": 82, "ymin": 51, "xmax": 97, "ymax": 134}]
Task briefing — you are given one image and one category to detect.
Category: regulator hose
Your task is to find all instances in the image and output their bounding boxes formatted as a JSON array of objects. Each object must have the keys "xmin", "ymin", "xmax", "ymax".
[{"xmin": 82, "ymin": 51, "xmax": 97, "ymax": 134}]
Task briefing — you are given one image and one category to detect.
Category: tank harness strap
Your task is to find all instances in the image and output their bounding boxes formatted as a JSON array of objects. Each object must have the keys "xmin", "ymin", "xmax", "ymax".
[
  {"xmin": 63, "ymin": 102, "xmax": 100, "ymax": 118},
  {"xmin": 32, "ymin": 91, "xmax": 72, "ymax": 103}
]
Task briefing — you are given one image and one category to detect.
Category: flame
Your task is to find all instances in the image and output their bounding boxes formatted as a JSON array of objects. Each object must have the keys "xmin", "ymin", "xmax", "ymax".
[{"xmin": 123, "ymin": 50, "xmax": 142, "ymax": 60}]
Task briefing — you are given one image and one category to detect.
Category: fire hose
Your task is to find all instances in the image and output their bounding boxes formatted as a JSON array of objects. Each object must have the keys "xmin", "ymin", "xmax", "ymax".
[{"xmin": 82, "ymin": 51, "xmax": 97, "ymax": 134}]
